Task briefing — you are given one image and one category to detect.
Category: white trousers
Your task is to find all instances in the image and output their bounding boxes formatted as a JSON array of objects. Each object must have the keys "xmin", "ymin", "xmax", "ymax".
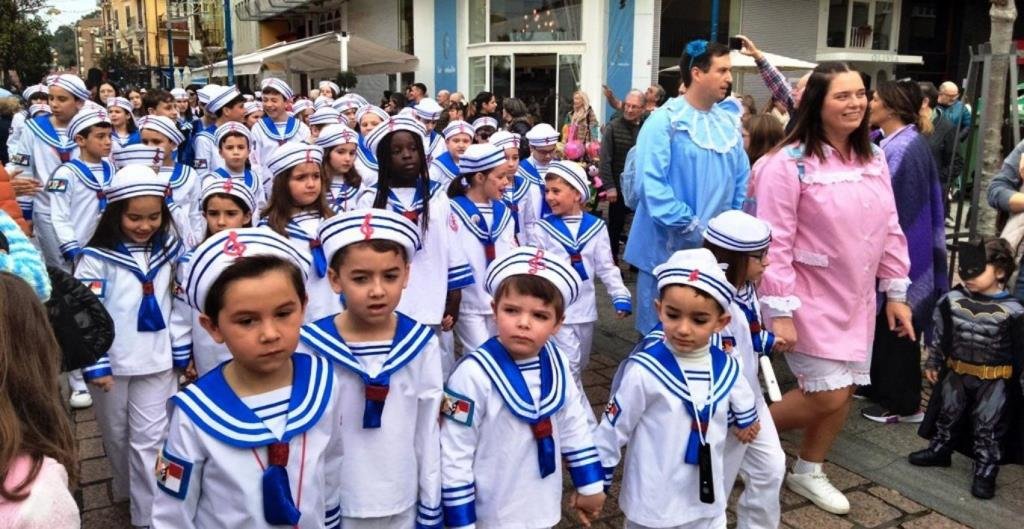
[
  {"xmin": 89, "ymin": 369, "xmax": 177, "ymax": 525},
  {"xmin": 431, "ymin": 325, "xmax": 457, "ymax": 379},
  {"xmin": 553, "ymin": 322, "xmax": 596, "ymax": 424},
  {"xmin": 341, "ymin": 504, "xmax": 415, "ymax": 528},
  {"xmin": 625, "ymin": 515, "xmax": 725, "ymax": 529},
  {"xmin": 722, "ymin": 399, "xmax": 786, "ymax": 529},
  {"xmin": 454, "ymin": 313, "xmax": 496, "ymax": 354},
  {"xmin": 31, "ymin": 214, "xmax": 65, "ymax": 269}
]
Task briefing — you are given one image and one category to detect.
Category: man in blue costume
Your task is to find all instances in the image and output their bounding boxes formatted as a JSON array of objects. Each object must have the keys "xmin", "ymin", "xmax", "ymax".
[{"xmin": 624, "ymin": 40, "xmax": 749, "ymax": 334}]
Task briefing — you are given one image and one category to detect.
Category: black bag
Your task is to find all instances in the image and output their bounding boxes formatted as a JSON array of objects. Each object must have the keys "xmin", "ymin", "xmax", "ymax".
[{"xmin": 44, "ymin": 266, "xmax": 115, "ymax": 372}]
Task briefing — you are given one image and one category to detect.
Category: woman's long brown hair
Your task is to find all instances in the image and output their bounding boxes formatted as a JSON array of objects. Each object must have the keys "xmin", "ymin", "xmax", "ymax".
[{"xmin": 0, "ymin": 272, "xmax": 78, "ymax": 501}]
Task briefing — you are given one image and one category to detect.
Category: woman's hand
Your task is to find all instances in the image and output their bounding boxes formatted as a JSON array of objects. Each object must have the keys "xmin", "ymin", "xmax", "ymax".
[
  {"xmin": 90, "ymin": 376, "xmax": 114, "ymax": 392},
  {"xmin": 886, "ymin": 301, "xmax": 916, "ymax": 342},
  {"xmin": 9, "ymin": 175, "xmax": 41, "ymax": 197},
  {"xmin": 770, "ymin": 317, "xmax": 797, "ymax": 353}
]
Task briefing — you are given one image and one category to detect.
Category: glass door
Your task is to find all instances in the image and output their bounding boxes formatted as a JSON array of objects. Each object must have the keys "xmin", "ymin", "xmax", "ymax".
[{"xmin": 513, "ymin": 53, "xmax": 558, "ymax": 125}]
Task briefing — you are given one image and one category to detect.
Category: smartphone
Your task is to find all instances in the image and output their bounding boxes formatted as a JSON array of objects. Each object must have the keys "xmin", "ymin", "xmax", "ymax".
[{"xmin": 729, "ymin": 37, "xmax": 743, "ymax": 51}]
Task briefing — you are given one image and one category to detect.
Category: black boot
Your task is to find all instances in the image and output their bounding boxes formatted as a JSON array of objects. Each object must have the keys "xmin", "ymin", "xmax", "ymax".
[
  {"xmin": 971, "ymin": 463, "xmax": 998, "ymax": 499},
  {"xmin": 908, "ymin": 446, "xmax": 952, "ymax": 467}
]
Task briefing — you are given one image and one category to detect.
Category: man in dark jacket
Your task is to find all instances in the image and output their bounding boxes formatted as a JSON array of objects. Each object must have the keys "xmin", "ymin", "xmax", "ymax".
[
  {"xmin": 920, "ymin": 82, "xmax": 963, "ymax": 200},
  {"xmin": 599, "ymin": 89, "xmax": 645, "ymax": 261}
]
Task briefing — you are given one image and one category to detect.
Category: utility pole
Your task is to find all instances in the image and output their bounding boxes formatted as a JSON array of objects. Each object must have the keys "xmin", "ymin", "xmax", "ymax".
[
  {"xmin": 167, "ymin": 0, "xmax": 174, "ymax": 88},
  {"xmin": 224, "ymin": 0, "xmax": 234, "ymax": 84}
]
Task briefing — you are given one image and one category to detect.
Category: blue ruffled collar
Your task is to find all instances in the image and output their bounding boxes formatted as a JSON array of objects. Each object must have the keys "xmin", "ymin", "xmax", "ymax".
[{"xmin": 664, "ymin": 96, "xmax": 742, "ymax": 153}]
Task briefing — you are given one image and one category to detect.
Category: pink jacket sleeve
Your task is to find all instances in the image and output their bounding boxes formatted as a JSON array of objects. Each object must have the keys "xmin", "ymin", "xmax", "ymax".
[{"xmin": 752, "ymin": 150, "xmax": 802, "ymax": 316}]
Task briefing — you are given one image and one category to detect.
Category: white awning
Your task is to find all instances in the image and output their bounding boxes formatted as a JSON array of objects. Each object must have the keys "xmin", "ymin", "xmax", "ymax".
[
  {"xmin": 660, "ymin": 50, "xmax": 817, "ymax": 73},
  {"xmin": 198, "ymin": 32, "xmax": 419, "ymax": 79}
]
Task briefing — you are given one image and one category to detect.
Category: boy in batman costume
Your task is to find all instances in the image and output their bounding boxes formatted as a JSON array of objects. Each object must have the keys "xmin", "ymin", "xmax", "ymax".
[{"xmin": 912, "ymin": 238, "xmax": 1024, "ymax": 499}]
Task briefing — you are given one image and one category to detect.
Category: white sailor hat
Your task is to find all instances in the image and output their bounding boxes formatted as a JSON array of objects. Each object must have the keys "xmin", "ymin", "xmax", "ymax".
[
  {"xmin": 318, "ymin": 80, "xmax": 341, "ymax": 97},
  {"xmin": 111, "ymin": 144, "xmax": 165, "ymax": 170},
  {"xmin": 22, "ymin": 84, "xmax": 47, "ymax": 101},
  {"xmin": 28, "ymin": 103, "xmax": 50, "ymax": 117},
  {"xmin": 526, "ymin": 123, "xmax": 559, "ymax": 148},
  {"xmin": 485, "ymin": 246, "xmax": 581, "ymax": 306},
  {"xmin": 290, "ymin": 99, "xmax": 313, "ymax": 116},
  {"xmin": 364, "ymin": 115, "xmax": 426, "ymax": 156},
  {"xmin": 266, "ymin": 142, "xmax": 323, "ymax": 177},
  {"xmin": 459, "ymin": 143, "xmax": 506, "ymax": 175},
  {"xmin": 413, "ymin": 98, "xmax": 443, "ymax": 121},
  {"xmin": 356, "ymin": 105, "xmax": 388, "ymax": 124},
  {"xmin": 46, "ymin": 74, "xmax": 89, "ymax": 101},
  {"xmin": 397, "ymin": 107, "xmax": 415, "ymax": 117},
  {"xmin": 313, "ymin": 96, "xmax": 333, "ymax": 109},
  {"xmin": 206, "ymin": 85, "xmax": 242, "ymax": 114},
  {"xmin": 315, "ymin": 123, "xmax": 359, "ymax": 149},
  {"xmin": 318, "ymin": 209, "xmax": 421, "ymax": 264},
  {"xmin": 309, "ymin": 106, "xmax": 341, "ymax": 126},
  {"xmin": 170, "ymin": 88, "xmax": 188, "ymax": 100},
  {"xmin": 254, "ymin": 90, "xmax": 262, "ymax": 99},
  {"xmin": 545, "ymin": 161, "xmax": 590, "ymax": 202},
  {"xmin": 182, "ymin": 228, "xmax": 311, "ymax": 312},
  {"xmin": 653, "ymin": 248, "xmax": 736, "ymax": 311},
  {"xmin": 105, "ymin": 96, "xmax": 133, "ymax": 113},
  {"xmin": 214, "ymin": 122, "xmax": 252, "ymax": 148},
  {"xmin": 332, "ymin": 95, "xmax": 360, "ymax": 113},
  {"xmin": 67, "ymin": 108, "xmax": 110, "ymax": 140},
  {"xmin": 348, "ymin": 93, "xmax": 369, "ymax": 107},
  {"xmin": 200, "ymin": 177, "xmax": 257, "ymax": 217},
  {"xmin": 471, "ymin": 116, "xmax": 498, "ymax": 130},
  {"xmin": 81, "ymin": 100, "xmax": 104, "ymax": 113},
  {"xmin": 106, "ymin": 165, "xmax": 170, "ymax": 203},
  {"xmin": 243, "ymin": 101, "xmax": 262, "ymax": 116},
  {"xmin": 139, "ymin": 115, "xmax": 185, "ymax": 146},
  {"xmin": 197, "ymin": 84, "xmax": 220, "ymax": 105},
  {"xmin": 489, "ymin": 130, "xmax": 520, "ymax": 151},
  {"xmin": 703, "ymin": 210, "xmax": 772, "ymax": 253},
  {"xmin": 442, "ymin": 120, "xmax": 474, "ymax": 140},
  {"xmin": 259, "ymin": 77, "xmax": 294, "ymax": 101}
]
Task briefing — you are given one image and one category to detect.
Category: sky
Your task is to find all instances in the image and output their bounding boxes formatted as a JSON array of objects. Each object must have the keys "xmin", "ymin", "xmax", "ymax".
[{"xmin": 46, "ymin": 0, "xmax": 99, "ymax": 32}]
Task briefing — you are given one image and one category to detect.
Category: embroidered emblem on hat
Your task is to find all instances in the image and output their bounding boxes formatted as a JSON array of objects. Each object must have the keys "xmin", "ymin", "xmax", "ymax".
[
  {"xmin": 223, "ymin": 179, "xmax": 234, "ymax": 193},
  {"xmin": 688, "ymin": 269, "xmax": 700, "ymax": 282},
  {"xmin": 528, "ymin": 249, "xmax": 546, "ymax": 274},
  {"xmin": 360, "ymin": 213, "xmax": 374, "ymax": 240},
  {"xmin": 223, "ymin": 231, "xmax": 247, "ymax": 257}
]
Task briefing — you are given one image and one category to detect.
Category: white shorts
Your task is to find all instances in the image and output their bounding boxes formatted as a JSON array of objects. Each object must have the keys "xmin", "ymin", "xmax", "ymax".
[{"xmin": 784, "ymin": 350, "xmax": 872, "ymax": 393}]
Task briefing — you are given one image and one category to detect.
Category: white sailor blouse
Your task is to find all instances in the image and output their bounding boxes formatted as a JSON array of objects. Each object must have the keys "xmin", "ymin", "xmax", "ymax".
[
  {"xmin": 534, "ymin": 213, "xmax": 632, "ymax": 323},
  {"xmin": 297, "ymin": 313, "xmax": 443, "ymax": 528},
  {"xmin": 260, "ymin": 214, "xmax": 341, "ymax": 323},
  {"xmin": 326, "ymin": 176, "xmax": 361, "ymax": 214},
  {"xmin": 169, "ymin": 251, "xmax": 230, "ymax": 377},
  {"xmin": 159, "ymin": 163, "xmax": 203, "ymax": 248},
  {"xmin": 428, "ymin": 151, "xmax": 461, "ymax": 188},
  {"xmin": 440, "ymin": 338, "xmax": 604, "ymax": 529},
  {"xmin": 514, "ymin": 157, "xmax": 549, "ymax": 246},
  {"xmin": 424, "ymin": 130, "xmax": 447, "ymax": 164},
  {"xmin": 151, "ymin": 353, "xmax": 344, "ymax": 529},
  {"xmin": 449, "ymin": 196, "xmax": 518, "ymax": 315},
  {"xmin": 252, "ymin": 116, "xmax": 311, "ymax": 188},
  {"xmin": 191, "ymin": 125, "xmax": 223, "ymax": 173},
  {"xmin": 594, "ymin": 342, "xmax": 758, "ymax": 527},
  {"xmin": 6, "ymin": 115, "xmax": 80, "ymax": 220},
  {"xmin": 713, "ymin": 282, "xmax": 777, "ymax": 410},
  {"xmin": 503, "ymin": 172, "xmax": 532, "ymax": 240},
  {"xmin": 46, "ymin": 159, "xmax": 113, "ymax": 261},
  {"xmin": 354, "ymin": 134, "xmax": 379, "ymax": 188}
]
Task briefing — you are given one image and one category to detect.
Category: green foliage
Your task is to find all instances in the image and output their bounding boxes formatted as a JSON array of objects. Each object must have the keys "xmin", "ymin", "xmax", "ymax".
[
  {"xmin": 0, "ymin": 0, "xmax": 53, "ymax": 86},
  {"xmin": 335, "ymin": 70, "xmax": 358, "ymax": 90},
  {"xmin": 98, "ymin": 50, "xmax": 141, "ymax": 85},
  {"xmin": 53, "ymin": 25, "xmax": 77, "ymax": 68}
]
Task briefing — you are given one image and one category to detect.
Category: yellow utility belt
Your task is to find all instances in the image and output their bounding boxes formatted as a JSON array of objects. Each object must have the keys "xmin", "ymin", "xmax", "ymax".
[{"xmin": 947, "ymin": 358, "xmax": 1013, "ymax": 380}]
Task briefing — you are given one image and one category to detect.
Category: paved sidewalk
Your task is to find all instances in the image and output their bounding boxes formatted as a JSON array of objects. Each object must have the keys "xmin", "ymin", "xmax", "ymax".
[{"xmin": 73, "ymin": 280, "xmax": 1013, "ymax": 528}]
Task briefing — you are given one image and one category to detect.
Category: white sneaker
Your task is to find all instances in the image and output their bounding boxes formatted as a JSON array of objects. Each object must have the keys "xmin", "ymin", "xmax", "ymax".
[
  {"xmin": 785, "ymin": 470, "xmax": 850, "ymax": 514},
  {"xmin": 69, "ymin": 390, "xmax": 93, "ymax": 409}
]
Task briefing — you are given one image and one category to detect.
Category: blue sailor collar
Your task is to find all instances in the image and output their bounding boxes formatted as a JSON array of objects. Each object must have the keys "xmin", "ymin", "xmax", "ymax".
[
  {"xmin": 26, "ymin": 115, "xmax": 75, "ymax": 154},
  {"xmin": 161, "ymin": 163, "xmax": 191, "ymax": 190},
  {"xmin": 538, "ymin": 213, "xmax": 604, "ymax": 280},
  {"xmin": 664, "ymin": 96, "xmax": 742, "ymax": 153},
  {"xmin": 82, "ymin": 234, "xmax": 182, "ymax": 275},
  {"xmin": 298, "ymin": 312, "xmax": 434, "ymax": 383},
  {"xmin": 517, "ymin": 158, "xmax": 544, "ymax": 186},
  {"xmin": 357, "ymin": 134, "xmax": 379, "ymax": 170},
  {"xmin": 506, "ymin": 173, "xmax": 531, "ymax": 203},
  {"xmin": 212, "ymin": 167, "xmax": 257, "ymax": 190},
  {"xmin": 328, "ymin": 180, "xmax": 360, "ymax": 213},
  {"xmin": 468, "ymin": 337, "xmax": 568, "ymax": 421},
  {"xmin": 258, "ymin": 115, "xmax": 301, "ymax": 144},
  {"xmin": 432, "ymin": 151, "xmax": 460, "ymax": 183},
  {"xmin": 373, "ymin": 180, "xmax": 442, "ymax": 218},
  {"xmin": 171, "ymin": 353, "xmax": 335, "ymax": 448},
  {"xmin": 630, "ymin": 340, "xmax": 738, "ymax": 410},
  {"xmin": 65, "ymin": 159, "xmax": 113, "ymax": 192},
  {"xmin": 451, "ymin": 196, "xmax": 512, "ymax": 244}
]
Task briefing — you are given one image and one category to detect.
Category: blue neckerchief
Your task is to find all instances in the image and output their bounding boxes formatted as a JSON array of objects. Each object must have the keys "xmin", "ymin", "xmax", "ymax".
[
  {"xmin": 357, "ymin": 134, "xmax": 378, "ymax": 170},
  {"xmin": 735, "ymin": 283, "xmax": 775, "ymax": 357},
  {"xmin": 66, "ymin": 159, "xmax": 113, "ymax": 212},
  {"xmin": 537, "ymin": 213, "xmax": 604, "ymax": 280},
  {"xmin": 629, "ymin": 341, "xmax": 738, "ymax": 464},
  {"xmin": 298, "ymin": 312, "xmax": 434, "ymax": 428},
  {"xmin": 82, "ymin": 234, "xmax": 182, "ymax": 332},
  {"xmin": 212, "ymin": 167, "xmax": 256, "ymax": 190},
  {"xmin": 469, "ymin": 337, "xmax": 567, "ymax": 477},
  {"xmin": 432, "ymin": 151, "xmax": 460, "ymax": 184},
  {"xmin": 283, "ymin": 212, "xmax": 327, "ymax": 278},
  {"xmin": 259, "ymin": 115, "xmax": 300, "ymax": 144},
  {"xmin": 327, "ymin": 179, "xmax": 359, "ymax": 213},
  {"xmin": 26, "ymin": 115, "xmax": 75, "ymax": 161},
  {"xmin": 451, "ymin": 197, "xmax": 511, "ymax": 265},
  {"xmin": 373, "ymin": 181, "xmax": 441, "ymax": 224}
]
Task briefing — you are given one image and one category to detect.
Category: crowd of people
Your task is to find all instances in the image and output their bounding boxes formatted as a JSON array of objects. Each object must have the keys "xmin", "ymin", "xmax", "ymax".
[{"xmin": 0, "ymin": 31, "xmax": 1021, "ymax": 529}]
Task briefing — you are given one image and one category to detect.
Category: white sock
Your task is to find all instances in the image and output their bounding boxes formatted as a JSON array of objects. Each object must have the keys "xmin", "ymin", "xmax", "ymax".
[{"xmin": 793, "ymin": 457, "xmax": 822, "ymax": 475}]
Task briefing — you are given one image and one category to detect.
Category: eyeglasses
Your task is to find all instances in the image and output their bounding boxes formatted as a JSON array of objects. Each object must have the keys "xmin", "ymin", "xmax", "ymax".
[{"xmin": 747, "ymin": 249, "xmax": 769, "ymax": 262}]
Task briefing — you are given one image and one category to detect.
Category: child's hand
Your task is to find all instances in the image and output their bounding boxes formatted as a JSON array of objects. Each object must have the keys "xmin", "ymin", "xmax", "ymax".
[
  {"xmin": 184, "ymin": 359, "xmax": 198, "ymax": 383},
  {"xmin": 441, "ymin": 314, "xmax": 455, "ymax": 332},
  {"xmin": 925, "ymin": 368, "xmax": 939, "ymax": 384},
  {"xmin": 90, "ymin": 376, "xmax": 114, "ymax": 392},
  {"xmin": 733, "ymin": 420, "xmax": 761, "ymax": 443},
  {"xmin": 570, "ymin": 491, "xmax": 606, "ymax": 527},
  {"xmin": 615, "ymin": 310, "xmax": 629, "ymax": 320}
]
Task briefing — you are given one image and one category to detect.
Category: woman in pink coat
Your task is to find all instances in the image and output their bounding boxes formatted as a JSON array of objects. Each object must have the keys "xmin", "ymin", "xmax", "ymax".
[{"xmin": 753, "ymin": 63, "xmax": 914, "ymax": 516}]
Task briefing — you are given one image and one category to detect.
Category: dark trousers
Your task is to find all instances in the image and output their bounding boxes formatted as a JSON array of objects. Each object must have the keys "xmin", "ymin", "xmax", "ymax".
[
  {"xmin": 607, "ymin": 196, "xmax": 628, "ymax": 261},
  {"xmin": 932, "ymin": 371, "xmax": 1008, "ymax": 474},
  {"xmin": 868, "ymin": 312, "xmax": 923, "ymax": 415}
]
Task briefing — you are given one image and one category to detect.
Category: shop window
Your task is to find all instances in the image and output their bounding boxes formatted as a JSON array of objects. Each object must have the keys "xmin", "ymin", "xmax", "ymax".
[
  {"xmin": 470, "ymin": 1, "xmax": 582, "ymax": 44},
  {"xmin": 824, "ymin": 0, "xmax": 898, "ymax": 51}
]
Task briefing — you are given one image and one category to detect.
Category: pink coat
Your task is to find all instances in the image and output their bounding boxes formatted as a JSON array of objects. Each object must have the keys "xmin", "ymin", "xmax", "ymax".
[{"xmin": 753, "ymin": 142, "xmax": 911, "ymax": 362}]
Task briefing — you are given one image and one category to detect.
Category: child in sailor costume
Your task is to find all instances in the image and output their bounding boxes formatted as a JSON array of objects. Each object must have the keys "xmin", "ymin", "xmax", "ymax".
[
  {"xmin": 354, "ymin": 105, "xmax": 389, "ymax": 188},
  {"xmin": 106, "ymin": 96, "xmax": 139, "ymax": 157},
  {"xmin": 355, "ymin": 115, "xmax": 474, "ymax": 376},
  {"xmin": 316, "ymin": 123, "xmax": 363, "ymax": 213},
  {"xmin": 429, "ymin": 120, "xmax": 474, "ymax": 189},
  {"xmin": 488, "ymin": 131, "xmax": 527, "ymax": 240},
  {"xmin": 533, "ymin": 161, "xmax": 631, "ymax": 414},
  {"xmin": 296, "ymin": 210, "xmax": 444, "ymax": 528},
  {"xmin": 332, "ymin": 95, "xmax": 360, "ymax": 130},
  {"xmin": 153, "ymin": 229, "xmax": 344, "ymax": 528},
  {"xmin": 413, "ymin": 98, "xmax": 448, "ymax": 162},
  {"xmin": 5, "ymin": 83, "xmax": 47, "ymax": 158},
  {"xmin": 47, "ymin": 109, "xmax": 113, "ymax": 267},
  {"xmin": 111, "ymin": 144, "xmax": 198, "ymax": 254},
  {"xmin": 515, "ymin": 124, "xmax": 560, "ymax": 245},
  {"xmin": 440, "ymin": 247, "xmax": 606, "ymax": 529},
  {"xmin": 449, "ymin": 143, "xmax": 519, "ymax": 352},
  {"xmin": 202, "ymin": 122, "xmax": 268, "ymax": 217},
  {"xmin": 594, "ymin": 249, "xmax": 760, "ymax": 529},
  {"xmin": 703, "ymin": 211, "xmax": 786, "ymax": 529},
  {"xmin": 307, "ymin": 106, "xmax": 342, "ymax": 144},
  {"xmin": 75, "ymin": 166, "xmax": 186, "ymax": 526},
  {"xmin": 261, "ymin": 142, "xmax": 341, "ymax": 322},
  {"xmin": 192, "ymin": 84, "xmax": 245, "ymax": 173},
  {"xmin": 138, "ymin": 115, "xmax": 203, "ymax": 248},
  {"xmin": 6, "ymin": 74, "xmax": 87, "ymax": 267}
]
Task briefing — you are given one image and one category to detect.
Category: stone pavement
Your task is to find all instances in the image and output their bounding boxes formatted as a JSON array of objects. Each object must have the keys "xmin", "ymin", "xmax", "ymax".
[{"xmin": 72, "ymin": 279, "xmax": 1015, "ymax": 528}]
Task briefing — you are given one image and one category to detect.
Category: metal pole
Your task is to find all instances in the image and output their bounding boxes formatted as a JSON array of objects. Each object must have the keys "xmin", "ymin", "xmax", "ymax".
[
  {"xmin": 166, "ymin": 0, "xmax": 174, "ymax": 88},
  {"xmin": 224, "ymin": 0, "xmax": 235, "ymax": 84},
  {"xmin": 710, "ymin": 0, "xmax": 720, "ymax": 41}
]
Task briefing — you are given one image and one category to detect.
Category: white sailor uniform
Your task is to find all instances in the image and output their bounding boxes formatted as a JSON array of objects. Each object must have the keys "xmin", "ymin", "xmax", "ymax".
[
  {"xmin": 355, "ymin": 134, "xmax": 379, "ymax": 188},
  {"xmin": 297, "ymin": 313, "xmax": 444, "ymax": 528},
  {"xmin": 151, "ymin": 353, "xmax": 344, "ymax": 529},
  {"xmin": 252, "ymin": 115, "xmax": 311, "ymax": 184},
  {"xmin": 515, "ymin": 157, "xmax": 549, "ymax": 245},
  {"xmin": 160, "ymin": 163, "xmax": 203, "ymax": 248},
  {"xmin": 503, "ymin": 172, "xmax": 532, "ymax": 241},
  {"xmin": 449, "ymin": 196, "xmax": 517, "ymax": 352},
  {"xmin": 46, "ymin": 159, "xmax": 113, "ymax": 263},
  {"xmin": 429, "ymin": 151, "xmax": 461, "ymax": 188},
  {"xmin": 440, "ymin": 338, "xmax": 604, "ymax": 529},
  {"xmin": 425, "ymin": 130, "xmax": 447, "ymax": 163},
  {"xmin": 595, "ymin": 342, "xmax": 758, "ymax": 528},
  {"xmin": 201, "ymin": 167, "xmax": 268, "ymax": 220},
  {"xmin": 266, "ymin": 212, "xmax": 342, "ymax": 322},
  {"xmin": 191, "ymin": 124, "xmax": 224, "ymax": 173},
  {"xmin": 327, "ymin": 177, "xmax": 361, "ymax": 214}
]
